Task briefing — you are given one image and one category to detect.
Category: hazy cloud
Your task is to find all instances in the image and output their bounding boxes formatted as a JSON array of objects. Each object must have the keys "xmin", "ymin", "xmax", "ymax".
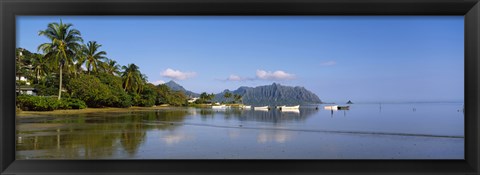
[
  {"xmin": 151, "ymin": 80, "xmax": 165, "ymax": 85},
  {"xmin": 256, "ymin": 69, "xmax": 295, "ymax": 80},
  {"xmin": 227, "ymin": 75, "xmax": 243, "ymax": 81},
  {"xmin": 161, "ymin": 68, "xmax": 196, "ymax": 80},
  {"xmin": 225, "ymin": 75, "xmax": 255, "ymax": 81},
  {"xmin": 320, "ymin": 61, "xmax": 336, "ymax": 66}
]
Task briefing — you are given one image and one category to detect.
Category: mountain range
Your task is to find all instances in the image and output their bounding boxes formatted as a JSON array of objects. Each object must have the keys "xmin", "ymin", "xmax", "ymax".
[{"xmin": 164, "ymin": 81, "xmax": 322, "ymax": 106}]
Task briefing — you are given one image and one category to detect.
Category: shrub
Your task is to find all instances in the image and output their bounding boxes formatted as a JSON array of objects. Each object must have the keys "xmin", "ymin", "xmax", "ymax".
[
  {"xmin": 68, "ymin": 74, "xmax": 132, "ymax": 108},
  {"xmin": 16, "ymin": 95, "xmax": 59, "ymax": 111},
  {"xmin": 33, "ymin": 84, "xmax": 58, "ymax": 96},
  {"xmin": 58, "ymin": 98, "xmax": 87, "ymax": 109},
  {"xmin": 67, "ymin": 74, "xmax": 113, "ymax": 108},
  {"xmin": 113, "ymin": 92, "xmax": 132, "ymax": 108}
]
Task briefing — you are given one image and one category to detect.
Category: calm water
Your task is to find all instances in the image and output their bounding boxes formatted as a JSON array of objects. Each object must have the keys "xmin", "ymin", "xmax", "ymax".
[{"xmin": 16, "ymin": 103, "xmax": 464, "ymax": 159}]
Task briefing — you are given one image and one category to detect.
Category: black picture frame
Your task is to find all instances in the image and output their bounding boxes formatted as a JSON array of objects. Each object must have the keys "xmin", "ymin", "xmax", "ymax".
[{"xmin": 1, "ymin": 0, "xmax": 479, "ymax": 174}]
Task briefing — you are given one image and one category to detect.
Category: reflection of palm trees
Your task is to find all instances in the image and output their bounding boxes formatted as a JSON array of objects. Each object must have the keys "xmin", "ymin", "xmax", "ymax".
[
  {"xmin": 120, "ymin": 123, "xmax": 146, "ymax": 156},
  {"xmin": 16, "ymin": 110, "xmax": 194, "ymax": 159}
]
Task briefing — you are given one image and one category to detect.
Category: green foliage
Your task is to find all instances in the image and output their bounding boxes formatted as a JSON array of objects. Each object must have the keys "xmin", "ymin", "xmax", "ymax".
[
  {"xmin": 16, "ymin": 95, "xmax": 59, "ymax": 111},
  {"xmin": 155, "ymin": 84, "xmax": 171, "ymax": 105},
  {"xmin": 82, "ymin": 41, "xmax": 107, "ymax": 74},
  {"xmin": 167, "ymin": 91, "xmax": 188, "ymax": 106},
  {"xmin": 95, "ymin": 73, "xmax": 132, "ymax": 108},
  {"xmin": 233, "ymin": 94, "xmax": 243, "ymax": 104},
  {"xmin": 196, "ymin": 92, "xmax": 215, "ymax": 104},
  {"xmin": 121, "ymin": 64, "xmax": 144, "ymax": 94},
  {"xmin": 34, "ymin": 84, "xmax": 58, "ymax": 96},
  {"xmin": 58, "ymin": 98, "xmax": 87, "ymax": 109},
  {"xmin": 154, "ymin": 84, "xmax": 188, "ymax": 106},
  {"xmin": 16, "ymin": 95, "xmax": 87, "ymax": 111},
  {"xmin": 16, "ymin": 21, "xmax": 200, "ymax": 110},
  {"xmin": 38, "ymin": 20, "xmax": 84, "ymax": 100},
  {"xmin": 67, "ymin": 74, "xmax": 133, "ymax": 108},
  {"xmin": 67, "ymin": 74, "xmax": 114, "ymax": 107},
  {"xmin": 136, "ymin": 84, "xmax": 157, "ymax": 107}
]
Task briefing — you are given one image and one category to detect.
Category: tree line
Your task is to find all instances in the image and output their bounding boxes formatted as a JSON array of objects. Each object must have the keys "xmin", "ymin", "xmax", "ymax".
[{"xmin": 16, "ymin": 20, "xmax": 188, "ymax": 111}]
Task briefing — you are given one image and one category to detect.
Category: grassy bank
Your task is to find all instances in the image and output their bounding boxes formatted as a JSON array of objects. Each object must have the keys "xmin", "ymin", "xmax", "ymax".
[{"xmin": 16, "ymin": 105, "xmax": 173, "ymax": 117}]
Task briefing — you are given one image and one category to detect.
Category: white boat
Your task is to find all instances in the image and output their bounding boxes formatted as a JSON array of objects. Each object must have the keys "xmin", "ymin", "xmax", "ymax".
[
  {"xmin": 254, "ymin": 106, "xmax": 269, "ymax": 110},
  {"xmin": 242, "ymin": 105, "xmax": 251, "ymax": 109},
  {"xmin": 324, "ymin": 105, "xmax": 338, "ymax": 110},
  {"xmin": 281, "ymin": 108, "xmax": 300, "ymax": 113},
  {"xmin": 212, "ymin": 105, "xmax": 227, "ymax": 109},
  {"xmin": 281, "ymin": 105, "xmax": 300, "ymax": 110}
]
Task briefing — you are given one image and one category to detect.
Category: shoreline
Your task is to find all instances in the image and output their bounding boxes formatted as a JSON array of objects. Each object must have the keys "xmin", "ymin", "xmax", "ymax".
[
  {"xmin": 16, "ymin": 103, "xmax": 246, "ymax": 117},
  {"xmin": 16, "ymin": 105, "xmax": 175, "ymax": 117}
]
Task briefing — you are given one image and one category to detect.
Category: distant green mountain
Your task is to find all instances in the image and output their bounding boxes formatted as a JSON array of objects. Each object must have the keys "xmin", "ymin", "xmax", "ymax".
[
  {"xmin": 164, "ymin": 80, "xmax": 199, "ymax": 97},
  {"xmin": 167, "ymin": 81, "xmax": 322, "ymax": 105},
  {"xmin": 214, "ymin": 83, "xmax": 322, "ymax": 106}
]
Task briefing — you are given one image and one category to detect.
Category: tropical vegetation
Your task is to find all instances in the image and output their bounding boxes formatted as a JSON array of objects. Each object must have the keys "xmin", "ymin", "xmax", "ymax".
[{"xmin": 16, "ymin": 20, "xmax": 189, "ymax": 111}]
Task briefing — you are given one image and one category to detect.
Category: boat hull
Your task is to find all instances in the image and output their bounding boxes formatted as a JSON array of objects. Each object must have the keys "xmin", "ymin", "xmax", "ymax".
[
  {"xmin": 281, "ymin": 105, "xmax": 300, "ymax": 110},
  {"xmin": 254, "ymin": 106, "xmax": 269, "ymax": 110}
]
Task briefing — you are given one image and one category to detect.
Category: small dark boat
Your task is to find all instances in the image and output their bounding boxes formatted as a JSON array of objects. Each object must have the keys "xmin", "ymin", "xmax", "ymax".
[{"xmin": 337, "ymin": 106, "xmax": 350, "ymax": 110}]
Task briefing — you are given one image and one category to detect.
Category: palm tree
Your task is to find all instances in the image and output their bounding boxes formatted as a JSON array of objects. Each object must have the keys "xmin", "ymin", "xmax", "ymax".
[
  {"xmin": 224, "ymin": 92, "xmax": 232, "ymax": 103},
  {"xmin": 73, "ymin": 54, "xmax": 86, "ymax": 77},
  {"xmin": 233, "ymin": 94, "xmax": 242, "ymax": 104},
  {"xmin": 207, "ymin": 93, "xmax": 216, "ymax": 104},
  {"xmin": 38, "ymin": 20, "xmax": 83, "ymax": 100},
  {"xmin": 31, "ymin": 53, "xmax": 49, "ymax": 85},
  {"xmin": 121, "ymin": 63, "xmax": 143, "ymax": 93},
  {"xmin": 82, "ymin": 41, "xmax": 107, "ymax": 74},
  {"xmin": 101, "ymin": 59, "xmax": 121, "ymax": 76}
]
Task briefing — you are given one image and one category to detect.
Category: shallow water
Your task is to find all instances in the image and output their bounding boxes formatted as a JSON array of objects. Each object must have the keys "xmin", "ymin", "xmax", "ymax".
[{"xmin": 16, "ymin": 103, "xmax": 464, "ymax": 159}]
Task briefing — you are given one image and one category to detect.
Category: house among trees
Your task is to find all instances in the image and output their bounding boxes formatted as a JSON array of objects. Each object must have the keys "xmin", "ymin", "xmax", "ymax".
[
  {"xmin": 16, "ymin": 76, "xmax": 37, "ymax": 96},
  {"xmin": 188, "ymin": 97, "xmax": 200, "ymax": 103},
  {"xmin": 17, "ymin": 85, "xmax": 37, "ymax": 96}
]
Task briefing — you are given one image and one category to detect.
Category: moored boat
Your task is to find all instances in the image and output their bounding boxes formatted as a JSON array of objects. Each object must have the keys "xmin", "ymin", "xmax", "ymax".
[
  {"xmin": 281, "ymin": 105, "xmax": 300, "ymax": 110},
  {"xmin": 254, "ymin": 106, "xmax": 270, "ymax": 110},
  {"xmin": 242, "ymin": 105, "xmax": 251, "ymax": 109},
  {"xmin": 281, "ymin": 108, "xmax": 300, "ymax": 113},
  {"xmin": 212, "ymin": 105, "xmax": 227, "ymax": 109},
  {"xmin": 324, "ymin": 105, "xmax": 338, "ymax": 110}
]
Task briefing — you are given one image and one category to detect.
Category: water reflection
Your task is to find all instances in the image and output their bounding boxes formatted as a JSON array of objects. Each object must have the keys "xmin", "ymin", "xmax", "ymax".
[
  {"xmin": 17, "ymin": 109, "xmax": 191, "ymax": 159},
  {"xmin": 197, "ymin": 107, "xmax": 318, "ymax": 123},
  {"xmin": 16, "ymin": 104, "xmax": 464, "ymax": 159},
  {"xmin": 257, "ymin": 130, "xmax": 291, "ymax": 143},
  {"xmin": 234, "ymin": 108, "xmax": 318, "ymax": 123},
  {"xmin": 162, "ymin": 131, "xmax": 191, "ymax": 145}
]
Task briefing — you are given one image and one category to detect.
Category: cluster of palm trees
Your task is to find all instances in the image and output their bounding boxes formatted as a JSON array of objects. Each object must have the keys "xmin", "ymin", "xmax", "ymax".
[
  {"xmin": 18, "ymin": 20, "xmax": 146, "ymax": 100},
  {"xmin": 199, "ymin": 92, "xmax": 216, "ymax": 103},
  {"xmin": 223, "ymin": 92, "xmax": 242, "ymax": 104}
]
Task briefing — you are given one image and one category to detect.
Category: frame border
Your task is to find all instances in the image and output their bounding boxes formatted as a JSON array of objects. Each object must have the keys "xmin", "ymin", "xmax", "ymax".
[{"xmin": 1, "ymin": 0, "xmax": 479, "ymax": 174}]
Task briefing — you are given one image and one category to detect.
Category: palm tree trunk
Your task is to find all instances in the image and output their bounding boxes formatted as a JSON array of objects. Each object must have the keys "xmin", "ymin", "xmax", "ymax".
[
  {"xmin": 58, "ymin": 64, "xmax": 63, "ymax": 100},
  {"xmin": 36, "ymin": 70, "xmax": 40, "ymax": 85}
]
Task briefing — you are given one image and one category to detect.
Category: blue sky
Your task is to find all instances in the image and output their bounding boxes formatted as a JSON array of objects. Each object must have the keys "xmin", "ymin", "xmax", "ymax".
[{"xmin": 16, "ymin": 16, "xmax": 464, "ymax": 103}]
